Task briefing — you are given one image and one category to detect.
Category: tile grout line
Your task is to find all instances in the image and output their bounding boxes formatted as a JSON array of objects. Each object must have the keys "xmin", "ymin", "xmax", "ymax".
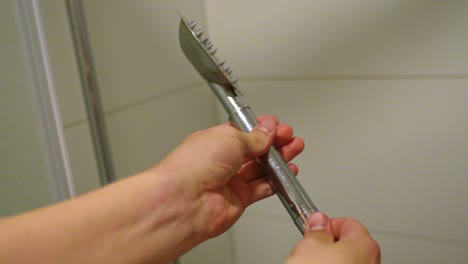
[
  {"xmin": 243, "ymin": 211, "xmax": 468, "ymax": 246},
  {"xmin": 104, "ymin": 81, "xmax": 203, "ymax": 116},
  {"xmin": 62, "ymin": 81, "xmax": 205, "ymax": 128},
  {"xmin": 369, "ymin": 228, "xmax": 468, "ymax": 247},
  {"xmin": 63, "ymin": 72, "xmax": 468, "ymax": 129},
  {"xmin": 199, "ymin": 1, "xmax": 240, "ymax": 262},
  {"xmin": 63, "ymin": 118, "xmax": 87, "ymax": 129},
  {"xmin": 241, "ymin": 74, "xmax": 468, "ymax": 82}
]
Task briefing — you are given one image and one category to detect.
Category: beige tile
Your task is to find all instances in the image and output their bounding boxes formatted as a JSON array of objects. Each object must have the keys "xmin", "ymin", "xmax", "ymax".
[
  {"xmin": 83, "ymin": 0, "xmax": 206, "ymax": 111},
  {"xmin": 232, "ymin": 213, "xmax": 306, "ymax": 264},
  {"xmin": 233, "ymin": 213, "xmax": 468, "ymax": 264},
  {"xmin": 105, "ymin": 84, "xmax": 217, "ymax": 178},
  {"xmin": 64, "ymin": 123, "xmax": 101, "ymax": 195},
  {"xmin": 205, "ymin": 0, "xmax": 468, "ymax": 77},
  {"xmin": 0, "ymin": 0, "xmax": 56, "ymax": 214},
  {"xmin": 39, "ymin": 1, "xmax": 88, "ymax": 124},
  {"xmin": 372, "ymin": 233, "xmax": 467, "ymax": 264},
  {"xmin": 230, "ymin": 80, "xmax": 468, "ymax": 243},
  {"xmin": 180, "ymin": 231, "xmax": 234, "ymax": 264}
]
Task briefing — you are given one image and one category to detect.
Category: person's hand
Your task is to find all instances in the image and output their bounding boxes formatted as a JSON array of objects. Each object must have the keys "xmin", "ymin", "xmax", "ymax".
[
  {"xmin": 154, "ymin": 115, "xmax": 304, "ymax": 239},
  {"xmin": 286, "ymin": 212, "xmax": 381, "ymax": 264},
  {"xmin": 0, "ymin": 115, "xmax": 303, "ymax": 264}
]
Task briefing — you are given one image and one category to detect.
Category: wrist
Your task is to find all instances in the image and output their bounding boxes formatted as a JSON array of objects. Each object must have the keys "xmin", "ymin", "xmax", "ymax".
[
  {"xmin": 65, "ymin": 166, "xmax": 206, "ymax": 263},
  {"xmin": 125, "ymin": 166, "xmax": 207, "ymax": 261},
  {"xmin": 0, "ymin": 167, "xmax": 205, "ymax": 264},
  {"xmin": 150, "ymin": 160, "xmax": 215, "ymax": 238}
]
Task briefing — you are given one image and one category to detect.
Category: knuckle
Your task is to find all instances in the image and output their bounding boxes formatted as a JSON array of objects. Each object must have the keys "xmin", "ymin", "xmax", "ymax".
[
  {"xmin": 345, "ymin": 217, "xmax": 369, "ymax": 232},
  {"xmin": 356, "ymin": 235, "xmax": 380, "ymax": 261},
  {"xmin": 347, "ymin": 217, "xmax": 360, "ymax": 223},
  {"xmin": 188, "ymin": 130, "xmax": 204, "ymax": 138},
  {"xmin": 216, "ymin": 126, "xmax": 246, "ymax": 156},
  {"xmin": 290, "ymin": 240, "xmax": 307, "ymax": 255},
  {"xmin": 284, "ymin": 255, "xmax": 301, "ymax": 264},
  {"xmin": 287, "ymin": 238, "xmax": 323, "ymax": 261},
  {"xmin": 251, "ymin": 131, "xmax": 267, "ymax": 148},
  {"xmin": 367, "ymin": 238, "xmax": 381, "ymax": 259},
  {"xmin": 296, "ymin": 137, "xmax": 305, "ymax": 151},
  {"xmin": 294, "ymin": 238, "xmax": 321, "ymax": 251},
  {"xmin": 219, "ymin": 125, "xmax": 242, "ymax": 139}
]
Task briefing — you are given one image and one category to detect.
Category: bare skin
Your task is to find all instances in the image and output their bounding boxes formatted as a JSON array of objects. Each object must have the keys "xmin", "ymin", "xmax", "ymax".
[
  {"xmin": 287, "ymin": 212, "xmax": 381, "ymax": 264},
  {"xmin": 0, "ymin": 116, "xmax": 380, "ymax": 264}
]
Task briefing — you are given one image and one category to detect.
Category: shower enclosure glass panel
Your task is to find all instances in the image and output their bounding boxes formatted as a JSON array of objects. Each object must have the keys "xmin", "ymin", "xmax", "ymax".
[{"xmin": 0, "ymin": 0, "xmax": 74, "ymax": 215}]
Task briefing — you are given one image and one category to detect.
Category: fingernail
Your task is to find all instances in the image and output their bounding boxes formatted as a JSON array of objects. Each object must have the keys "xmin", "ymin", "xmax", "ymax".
[
  {"xmin": 256, "ymin": 118, "xmax": 276, "ymax": 134},
  {"xmin": 306, "ymin": 212, "xmax": 329, "ymax": 232}
]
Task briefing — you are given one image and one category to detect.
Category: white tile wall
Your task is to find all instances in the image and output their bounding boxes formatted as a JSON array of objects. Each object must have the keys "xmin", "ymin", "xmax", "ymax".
[
  {"xmin": 229, "ymin": 80, "xmax": 468, "ymax": 263},
  {"xmin": 180, "ymin": 230, "xmax": 235, "ymax": 264},
  {"xmin": 205, "ymin": 0, "xmax": 468, "ymax": 77},
  {"xmin": 0, "ymin": 0, "xmax": 56, "ymax": 215},
  {"xmin": 39, "ymin": 1, "xmax": 101, "ymax": 196},
  {"xmin": 204, "ymin": 1, "xmax": 468, "ymax": 262},
  {"xmin": 39, "ymin": 1, "xmax": 87, "ymax": 124},
  {"xmin": 83, "ymin": 0, "xmax": 207, "ymax": 111},
  {"xmin": 373, "ymin": 233, "xmax": 468, "ymax": 264},
  {"xmin": 233, "ymin": 213, "xmax": 468, "ymax": 264},
  {"xmin": 239, "ymin": 80, "xmax": 468, "ymax": 241},
  {"xmin": 63, "ymin": 123, "xmax": 101, "ymax": 195},
  {"xmin": 231, "ymin": 213, "xmax": 301, "ymax": 264},
  {"xmin": 105, "ymin": 84, "xmax": 217, "ymax": 178}
]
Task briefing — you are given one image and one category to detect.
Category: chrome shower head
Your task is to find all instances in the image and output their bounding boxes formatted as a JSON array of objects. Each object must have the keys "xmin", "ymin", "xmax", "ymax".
[
  {"xmin": 178, "ymin": 12, "xmax": 239, "ymax": 88},
  {"xmin": 177, "ymin": 12, "xmax": 319, "ymax": 234}
]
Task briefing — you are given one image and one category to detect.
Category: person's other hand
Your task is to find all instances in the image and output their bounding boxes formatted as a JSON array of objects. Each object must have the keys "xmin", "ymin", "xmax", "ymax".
[
  {"xmin": 154, "ymin": 115, "xmax": 304, "ymax": 239},
  {"xmin": 286, "ymin": 212, "xmax": 381, "ymax": 264}
]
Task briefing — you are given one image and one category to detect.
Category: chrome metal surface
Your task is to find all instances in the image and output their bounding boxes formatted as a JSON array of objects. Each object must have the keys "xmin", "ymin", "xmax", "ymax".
[
  {"xmin": 178, "ymin": 12, "xmax": 239, "ymax": 88},
  {"xmin": 209, "ymin": 83, "xmax": 318, "ymax": 233},
  {"xmin": 179, "ymin": 14, "xmax": 319, "ymax": 233},
  {"xmin": 65, "ymin": 0, "xmax": 115, "ymax": 185}
]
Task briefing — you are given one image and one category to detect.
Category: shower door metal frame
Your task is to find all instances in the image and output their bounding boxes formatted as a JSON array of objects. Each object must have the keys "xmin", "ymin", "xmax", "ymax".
[{"xmin": 65, "ymin": 0, "xmax": 116, "ymax": 185}]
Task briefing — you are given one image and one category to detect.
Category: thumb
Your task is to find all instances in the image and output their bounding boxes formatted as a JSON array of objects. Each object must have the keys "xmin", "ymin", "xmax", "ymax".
[
  {"xmin": 243, "ymin": 117, "xmax": 277, "ymax": 158},
  {"xmin": 304, "ymin": 212, "xmax": 335, "ymax": 244}
]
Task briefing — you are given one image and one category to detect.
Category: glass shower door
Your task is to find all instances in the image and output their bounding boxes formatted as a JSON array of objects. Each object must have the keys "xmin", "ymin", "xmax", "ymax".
[{"xmin": 0, "ymin": 0, "xmax": 74, "ymax": 215}]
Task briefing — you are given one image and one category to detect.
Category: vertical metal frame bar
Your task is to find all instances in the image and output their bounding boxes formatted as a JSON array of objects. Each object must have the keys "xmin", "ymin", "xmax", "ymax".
[
  {"xmin": 64, "ymin": 2, "xmax": 180, "ymax": 262},
  {"xmin": 65, "ymin": 0, "xmax": 116, "ymax": 185}
]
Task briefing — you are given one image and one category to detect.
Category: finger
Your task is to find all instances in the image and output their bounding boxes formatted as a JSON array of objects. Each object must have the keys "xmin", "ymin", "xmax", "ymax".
[
  {"xmin": 194, "ymin": 121, "xmax": 234, "ymax": 136},
  {"xmin": 238, "ymin": 116, "xmax": 294, "ymax": 148},
  {"xmin": 276, "ymin": 137, "xmax": 305, "ymax": 162},
  {"xmin": 246, "ymin": 163, "xmax": 300, "ymax": 203},
  {"xmin": 274, "ymin": 124, "xmax": 294, "ymax": 147},
  {"xmin": 237, "ymin": 160, "xmax": 262, "ymax": 182},
  {"xmin": 227, "ymin": 115, "xmax": 279, "ymax": 130},
  {"xmin": 257, "ymin": 117, "xmax": 293, "ymax": 147},
  {"xmin": 256, "ymin": 115, "xmax": 279, "ymax": 124},
  {"xmin": 246, "ymin": 177, "xmax": 275, "ymax": 205},
  {"xmin": 331, "ymin": 218, "xmax": 381, "ymax": 261},
  {"xmin": 330, "ymin": 218, "xmax": 371, "ymax": 241},
  {"xmin": 238, "ymin": 149, "xmax": 299, "ymax": 182},
  {"xmin": 240, "ymin": 161, "xmax": 298, "ymax": 183},
  {"xmin": 242, "ymin": 118, "xmax": 278, "ymax": 158},
  {"xmin": 288, "ymin": 163, "xmax": 299, "ymax": 175},
  {"xmin": 304, "ymin": 212, "xmax": 335, "ymax": 244},
  {"xmin": 238, "ymin": 139, "xmax": 300, "ymax": 179},
  {"xmin": 241, "ymin": 134, "xmax": 300, "ymax": 165}
]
